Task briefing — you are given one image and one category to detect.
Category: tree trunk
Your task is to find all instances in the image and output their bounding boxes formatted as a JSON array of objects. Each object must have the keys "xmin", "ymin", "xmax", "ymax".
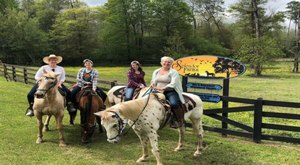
[
  {"xmin": 252, "ymin": 0, "xmax": 262, "ymax": 76},
  {"xmin": 293, "ymin": 9, "xmax": 300, "ymax": 73}
]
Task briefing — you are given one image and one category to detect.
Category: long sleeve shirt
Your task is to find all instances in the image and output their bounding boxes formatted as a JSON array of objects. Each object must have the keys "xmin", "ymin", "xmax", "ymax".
[
  {"xmin": 127, "ymin": 69, "xmax": 146, "ymax": 88},
  {"xmin": 76, "ymin": 68, "xmax": 99, "ymax": 91},
  {"xmin": 35, "ymin": 65, "xmax": 66, "ymax": 84}
]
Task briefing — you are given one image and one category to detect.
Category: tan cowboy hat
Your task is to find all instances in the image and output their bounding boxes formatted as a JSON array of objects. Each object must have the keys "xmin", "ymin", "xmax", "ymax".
[{"xmin": 43, "ymin": 54, "xmax": 63, "ymax": 64}]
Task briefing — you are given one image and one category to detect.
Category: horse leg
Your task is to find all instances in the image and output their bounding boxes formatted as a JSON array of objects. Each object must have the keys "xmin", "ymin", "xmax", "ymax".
[
  {"xmin": 36, "ymin": 114, "xmax": 44, "ymax": 144},
  {"xmin": 55, "ymin": 114, "xmax": 66, "ymax": 147},
  {"xmin": 96, "ymin": 116, "xmax": 103, "ymax": 133},
  {"xmin": 43, "ymin": 115, "xmax": 51, "ymax": 132},
  {"xmin": 148, "ymin": 131, "xmax": 163, "ymax": 165},
  {"xmin": 69, "ymin": 110, "xmax": 77, "ymax": 125},
  {"xmin": 175, "ymin": 125, "xmax": 185, "ymax": 151},
  {"xmin": 191, "ymin": 117, "xmax": 205, "ymax": 157},
  {"xmin": 136, "ymin": 134, "xmax": 150, "ymax": 163}
]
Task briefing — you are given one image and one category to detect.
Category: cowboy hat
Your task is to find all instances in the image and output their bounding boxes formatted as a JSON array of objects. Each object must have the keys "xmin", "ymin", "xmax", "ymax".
[{"xmin": 43, "ymin": 54, "xmax": 63, "ymax": 64}]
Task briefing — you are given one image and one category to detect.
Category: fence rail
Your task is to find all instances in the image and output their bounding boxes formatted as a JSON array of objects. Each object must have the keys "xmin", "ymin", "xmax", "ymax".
[{"xmin": 0, "ymin": 63, "xmax": 124, "ymax": 91}]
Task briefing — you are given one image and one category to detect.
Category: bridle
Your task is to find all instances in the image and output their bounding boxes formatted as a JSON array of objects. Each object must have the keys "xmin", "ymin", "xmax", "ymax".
[
  {"xmin": 35, "ymin": 76, "xmax": 58, "ymax": 98},
  {"xmin": 106, "ymin": 111, "xmax": 126, "ymax": 141},
  {"xmin": 107, "ymin": 89, "xmax": 153, "ymax": 141}
]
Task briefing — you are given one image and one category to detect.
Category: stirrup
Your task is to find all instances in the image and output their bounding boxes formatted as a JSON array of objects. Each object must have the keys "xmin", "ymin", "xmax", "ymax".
[
  {"xmin": 67, "ymin": 102, "xmax": 76, "ymax": 112},
  {"xmin": 25, "ymin": 108, "xmax": 34, "ymax": 116}
]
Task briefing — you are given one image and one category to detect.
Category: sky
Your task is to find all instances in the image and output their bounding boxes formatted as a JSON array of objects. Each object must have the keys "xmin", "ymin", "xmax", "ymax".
[{"xmin": 84, "ymin": 0, "xmax": 293, "ymax": 11}]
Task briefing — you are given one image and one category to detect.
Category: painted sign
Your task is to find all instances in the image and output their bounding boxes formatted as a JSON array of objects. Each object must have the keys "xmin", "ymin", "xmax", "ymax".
[
  {"xmin": 172, "ymin": 55, "xmax": 246, "ymax": 79},
  {"xmin": 186, "ymin": 83, "xmax": 222, "ymax": 90},
  {"xmin": 193, "ymin": 92, "xmax": 221, "ymax": 103}
]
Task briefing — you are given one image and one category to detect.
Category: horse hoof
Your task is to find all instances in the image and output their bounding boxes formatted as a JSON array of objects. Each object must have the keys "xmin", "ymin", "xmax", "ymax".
[
  {"xmin": 36, "ymin": 139, "xmax": 43, "ymax": 144},
  {"xmin": 59, "ymin": 142, "xmax": 67, "ymax": 147},
  {"xmin": 193, "ymin": 151, "xmax": 202, "ymax": 157},
  {"xmin": 174, "ymin": 145, "xmax": 184, "ymax": 151},
  {"xmin": 42, "ymin": 126, "xmax": 49, "ymax": 132},
  {"xmin": 136, "ymin": 156, "xmax": 149, "ymax": 163}
]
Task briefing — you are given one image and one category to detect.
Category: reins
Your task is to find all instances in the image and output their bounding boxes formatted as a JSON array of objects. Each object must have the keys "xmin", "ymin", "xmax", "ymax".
[
  {"xmin": 109, "ymin": 89, "xmax": 153, "ymax": 140},
  {"xmin": 35, "ymin": 77, "xmax": 58, "ymax": 96}
]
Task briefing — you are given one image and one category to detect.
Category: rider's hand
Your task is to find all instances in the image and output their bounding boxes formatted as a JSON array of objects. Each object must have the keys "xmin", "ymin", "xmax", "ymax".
[{"xmin": 139, "ymin": 84, "xmax": 145, "ymax": 88}]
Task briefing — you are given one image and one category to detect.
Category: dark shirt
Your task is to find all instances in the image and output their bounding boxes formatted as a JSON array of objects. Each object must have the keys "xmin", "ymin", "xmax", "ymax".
[{"xmin": 127, "ymin": 69, "xmax": 146, "ymax": 88}]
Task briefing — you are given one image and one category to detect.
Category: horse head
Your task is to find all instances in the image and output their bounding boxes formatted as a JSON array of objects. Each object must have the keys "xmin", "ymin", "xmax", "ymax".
[
  {"xmin": 78, "ymin": 86, "xmax": 103, "ymax": 143},
  {"xmin": 94, "ymin": 108, "xmax": 126, "ymax": 143},
  {"xmin": 35, "ymin": 70, "xmax": 60, "ymax": 99}
]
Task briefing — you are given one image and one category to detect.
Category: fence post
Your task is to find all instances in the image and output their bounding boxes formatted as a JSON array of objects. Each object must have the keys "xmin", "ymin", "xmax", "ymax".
[
  {"xmin": 4, "ymin": 64, "xmax": 9, "ymax": 81},
  {"xmin": 111, "ymin": 80, "xmax": 117, "ymax": 88},
  {"xmin": 182, "ymin": 76, "xmax": 188, "ymax": 92},
  {"xmin": 24, "ymin": 67, "xmax": 28, "ymax": 84},
  {"xmin": 222, "ymin": 78, "xmax": 229, "ymax": 136},
  {"xmin": 253, "ymin": 97, "xmax": 263, "ymax": 143},
  {"xmin": 12, "ymin": 65, "xmax": 16, "ymax": 81}
]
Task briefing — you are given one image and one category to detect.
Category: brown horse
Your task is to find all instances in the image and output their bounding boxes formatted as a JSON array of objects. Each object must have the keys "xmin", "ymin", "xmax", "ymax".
[
  {"xmin": 33, "ymin": 70, "xmax": 66, "ymax": 147},
  {"xmin": 76, "ymin": 85, "xmax": 104, "ymax": 143}
]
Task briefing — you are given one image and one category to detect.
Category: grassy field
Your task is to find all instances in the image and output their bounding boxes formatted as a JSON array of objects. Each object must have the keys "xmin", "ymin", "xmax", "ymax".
[{"xmin": 0, "ymin": 62, "xmax": 300, "ymax": 165}]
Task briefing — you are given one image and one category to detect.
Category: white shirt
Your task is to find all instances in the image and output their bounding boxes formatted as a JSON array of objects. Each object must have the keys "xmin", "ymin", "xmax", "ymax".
[{"xmin": 35, "ymin": 65, "xmax": 66, "ymax": 83}]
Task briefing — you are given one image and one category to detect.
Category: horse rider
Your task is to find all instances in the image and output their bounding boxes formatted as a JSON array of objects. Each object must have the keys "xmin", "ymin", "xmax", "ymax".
[
  {"xmin": 25, "ymin": 54, "xmax": 75, "ymax": 116},
  {"xmin": 70, "ymin": 59, "xmax": 107, "ymax": 109},
  {"xmin": 150, "ymin": 56, "xmax": 185, "ymax": 128},
  {"xmin": 124, "ymin": 61, "xmax": 146, "ymax": 101}
]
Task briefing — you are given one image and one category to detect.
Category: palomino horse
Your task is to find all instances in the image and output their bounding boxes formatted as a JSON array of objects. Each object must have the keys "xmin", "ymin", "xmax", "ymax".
[
  {"xmin": 76, "ymin": 85, "xmax": 104, "ymax": 143},
  {"xmin": 33, "ymin": 70, "xmax": 66, "ymax": 147},
  {"xmin": 95, "ymin": 92, "xmax": 204, "ymax": 165}
]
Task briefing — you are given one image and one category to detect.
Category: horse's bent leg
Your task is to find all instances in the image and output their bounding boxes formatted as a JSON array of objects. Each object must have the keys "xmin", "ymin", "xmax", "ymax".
[
  {"xmin": 191, "ymin": 118, "xmax": 205, "ymax": 156},
  {"xmin": 43, "ymin": 115, "xmax": 51, "ymax": 132},
  {"xmin": 148, "ymin": 131, "xmax": 163, "ymax": 165},
  {"xmin": 136, "ymin": 134, "xmax": 150, "ymax": 163},
  {"xmin": 55, "ymin": 114, "xmax": 66, "ymax": 147},
  {"xmin": 175, "ymin": 125, "xmax": 185, "ymax": 151},
  {"xmin": 36, "ymin": 115, "xmax": 44, "ymax": 144}
]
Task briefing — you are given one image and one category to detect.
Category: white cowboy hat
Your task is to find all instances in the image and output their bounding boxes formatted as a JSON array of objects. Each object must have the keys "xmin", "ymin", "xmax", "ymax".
[{"xmin": 43, "ymin": 54, "xmax": 63, "ymax": 64}]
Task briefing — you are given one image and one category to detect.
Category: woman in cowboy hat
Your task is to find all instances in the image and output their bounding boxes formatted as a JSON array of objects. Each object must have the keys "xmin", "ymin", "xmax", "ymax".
[
  {"xmin": 70, "ymin": 59, "xmax": 107, "ymax": 108},
  {"xmin": 25, "ymin": 54, "xmax": 75, "ymax": 116}
]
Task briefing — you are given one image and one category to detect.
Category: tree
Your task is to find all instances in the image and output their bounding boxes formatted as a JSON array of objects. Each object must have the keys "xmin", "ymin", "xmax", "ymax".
[
  {"xmin": 286, "ymin": 1, "xmax": 300, "ymax": 73},
  {"xmin": 230, "ymin": 0, "xmax": 284, "ymax": 76},
  {"xmin": 49, "ymin": 7, "xmax": 102, "ymax": 64}
]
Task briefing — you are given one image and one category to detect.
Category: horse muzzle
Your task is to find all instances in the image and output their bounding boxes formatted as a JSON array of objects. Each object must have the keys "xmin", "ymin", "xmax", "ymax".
[
  {"xmin": 107, "ymin": 137, "xmax": 120, "ymax": 144},
  {"xmin": 35, "ymin": 92, "xmax": 45, "ymax": 99}
]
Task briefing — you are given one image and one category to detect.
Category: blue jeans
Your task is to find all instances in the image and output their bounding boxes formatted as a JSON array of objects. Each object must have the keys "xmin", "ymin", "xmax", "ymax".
[
  {"xmin": 164, "ymin": 90, "xmax": 180, "ymax": 109},
  {"xmin": 124, "ymin": 87, "xmax": 135, "ymax": 101}
]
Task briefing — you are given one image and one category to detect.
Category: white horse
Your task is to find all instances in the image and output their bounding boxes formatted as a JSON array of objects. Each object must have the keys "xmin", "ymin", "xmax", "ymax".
[
  {"xmin": 33, "ymin": 70, "xmax": 66, "ymax": 147},
  {"xmin": 95, "ymin": 92, "xmax": 204, "ymax": 165}
]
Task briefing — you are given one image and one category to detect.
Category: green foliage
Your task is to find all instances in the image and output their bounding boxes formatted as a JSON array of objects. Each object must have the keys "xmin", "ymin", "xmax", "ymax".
[
  {"xmin": 0, "ymin": 9, "xmax": 48, "ymax": 65},
  {"xmin": 235, "ymin": 36, "xmax": 283, "ymax": 72}
]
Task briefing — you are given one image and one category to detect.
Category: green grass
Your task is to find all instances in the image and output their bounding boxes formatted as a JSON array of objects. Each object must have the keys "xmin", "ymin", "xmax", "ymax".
[{"xmin": 1, "ymin": 61, "xmax": 300, "ymax": 164}]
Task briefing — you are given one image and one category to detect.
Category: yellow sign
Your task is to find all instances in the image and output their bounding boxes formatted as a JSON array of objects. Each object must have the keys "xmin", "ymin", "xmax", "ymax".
[{"xmin": 172, "ymin": 55, "xmax": 246, "ymax": 79}]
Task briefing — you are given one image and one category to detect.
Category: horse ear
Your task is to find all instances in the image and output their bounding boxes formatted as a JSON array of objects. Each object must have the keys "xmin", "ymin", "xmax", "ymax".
[
  {"xmin": 54, "ymin": 72, "xmax": 61, "ymax": 78},
  {"xmin": 43, "ymin": 68, "xmax": 47, "ymax": 74},
  {"xmin": 94, "ymin": 111, "xmax": 102, "ymax": 117}
]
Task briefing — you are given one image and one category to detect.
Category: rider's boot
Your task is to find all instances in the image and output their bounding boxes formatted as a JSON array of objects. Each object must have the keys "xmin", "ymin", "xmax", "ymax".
[
  {"xmin": 170, "ymin": 105, "xmax": 185, "ymax": 128},
  {"xmin": 67, "ymin": 102, "xmax": 76, "ymax": 112},
  {"xmin": 25, "ymin": 103, "xmax": 34, "ymax": 117}
]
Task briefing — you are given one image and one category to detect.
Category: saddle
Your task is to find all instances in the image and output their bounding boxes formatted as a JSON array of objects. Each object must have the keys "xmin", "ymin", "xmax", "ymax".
[
  {"xmin": 153, "ymin": 93, "xmax": 197, "ymax": 128},
  {"xmin": 113, "ymin": 87, "xmax": 142, "ymax": 101}
]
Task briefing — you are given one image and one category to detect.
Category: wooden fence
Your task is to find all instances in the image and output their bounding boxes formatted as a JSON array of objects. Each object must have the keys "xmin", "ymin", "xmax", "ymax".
[
  {"xmin": 0, "ymin": 63, "xmax": 124, "ymax": 91},
  {"xmin": 1, "ymin": 63, "xmax": 300, "ymax": 144}
]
